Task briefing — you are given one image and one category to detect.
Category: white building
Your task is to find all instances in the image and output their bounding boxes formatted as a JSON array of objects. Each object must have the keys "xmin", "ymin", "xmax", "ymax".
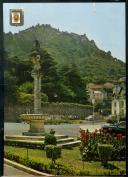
[{"xmin": 111, "ymin": 77, "xmax": 126, "ymax": 117}]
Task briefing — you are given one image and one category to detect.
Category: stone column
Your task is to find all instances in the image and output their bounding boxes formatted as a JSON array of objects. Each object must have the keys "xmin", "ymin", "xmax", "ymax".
[
  {"xmin": 33, "ymin": 74, "xmax": 41, "ymax": 114},
  {"xmin": 21, "ymin": 40, "xmax": 46, "ymax": 136},
  {"xmin": 31, "ymin": 54, "xmax": 42, "ymax": 114}
]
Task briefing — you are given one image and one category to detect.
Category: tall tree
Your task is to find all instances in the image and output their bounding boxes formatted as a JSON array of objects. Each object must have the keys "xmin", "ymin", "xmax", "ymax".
[
  {"xmin": 40, "ymin": 49, "xmax": 62, "ymax": 102},
  {"xmin": 59, "ymin": 63, "xmax": 89, "ymax": 104}
]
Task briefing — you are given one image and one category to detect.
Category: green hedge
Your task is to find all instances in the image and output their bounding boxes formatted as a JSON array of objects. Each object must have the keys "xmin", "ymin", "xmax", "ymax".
[
  {"xmin": 42, "ymin": 102, "xmax": 92, "ymax": 108},
  {"xmin": 45, "ymin": 145, "xmax": 61, "ymax": 163},
  {"xmin": 98, "ymin": 143, "xmax": 113, "ymax": 166},
  {"xmin": 4, "ymin": 151, "xmax": 51, "ymax": 173},
  {"xmin": 4, "ymin": 150, "xmax": 126, "ymax": 176},
  {"xmin": 4, "ymin": 140, "xmax": 45, "ymax": 150},
  {"xmin": 41, "ymin": 102, "xmax": 92, "ymax": 118},
  {"xmin": 44, "ymin": 134, "xmax": 57, "ymax": 145},
  {"xmin": 4, "ymin": 151, "xmax": 75, "ymax": 175}
]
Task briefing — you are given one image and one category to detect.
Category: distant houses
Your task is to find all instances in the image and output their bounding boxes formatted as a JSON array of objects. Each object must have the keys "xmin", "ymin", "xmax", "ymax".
[
  {"xmin": 87, "ymin": 78, "xmax": 126, "ymax": 119},
  {"xmin": 87, "ymin": 82, "xmax": 114, "ymax": 103}
]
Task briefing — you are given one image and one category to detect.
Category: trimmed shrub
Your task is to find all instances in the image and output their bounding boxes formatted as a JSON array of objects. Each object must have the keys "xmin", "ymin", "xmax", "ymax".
[
  {"xmin": 98, "ymin": 143, "xmax": 113, "ymax": 166},
  {"xmin": 44, "ymin": 133, "xmax": 57, "ymax": 145},
  {"xmin": 4, "ymin": 140, "xmax": 44, "ymax": 150},
  {"xmin": 45, "ymin": 145, "xmax": 61, "ymax": 164},
  {"xmin": 111, "ymin": 145, "xmax": 126, "ymax": 160},
  {"xmin": 106, "ymin": 118, "xmax": 117, "ymax": 124},
  {"xmin": 50, "ymin": 129, "xmax": 55, "ymax": 135}
]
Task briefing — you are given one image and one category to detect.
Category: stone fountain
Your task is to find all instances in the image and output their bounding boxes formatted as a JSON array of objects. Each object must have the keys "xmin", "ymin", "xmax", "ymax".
[
  {"xmin": 21, "ymin": 114, "xmax": 48, "ymax": 136},
  {"xmin": 21, "ymin": 40, "xmax": 47, "ymax": 136}
]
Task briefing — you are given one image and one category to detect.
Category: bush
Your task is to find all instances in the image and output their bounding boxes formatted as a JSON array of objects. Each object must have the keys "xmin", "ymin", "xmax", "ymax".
[
  {"xmin": 4, "ymin": 151, "xmax": 51, "ymax": 173},
  {"xmin": 98, "ymin": 143, "xmax": 113, "ymax": 166},
  {"xmin": 119, "ymin": 116, "xmax": 126, "ymax": 121},
  {"xmin": 44, "ymin": 133, "xmax": 57, "ymax": 145},
  {"xmin": 45, "ymin": 145, "xmax": 61, "ymax": 164},
  {"xmin": 4, "ymin": 140, "xmax": 44, "ymax": 150},
  {"xmin": 111, "ymin": 144, "xmax": 126, "ymax": 160},
  {"xmin": 50, "ymin": 129, "xmax": 55, "ymax": 135},
  {"xmin": 5, "ymin": 150, "xmax": 73, "ymax": 175}
]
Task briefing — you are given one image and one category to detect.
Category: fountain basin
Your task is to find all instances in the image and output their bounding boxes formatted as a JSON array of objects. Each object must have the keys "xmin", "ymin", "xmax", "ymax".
[{"xmin": 20, "ymin": 114, "xmax": 48, "ymax": 136}]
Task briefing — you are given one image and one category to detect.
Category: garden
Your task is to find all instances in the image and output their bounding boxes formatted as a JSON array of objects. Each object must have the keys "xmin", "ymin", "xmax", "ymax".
[{"xmin": 4, "ymin": 128, "xmax": 126, "ymax": 176}]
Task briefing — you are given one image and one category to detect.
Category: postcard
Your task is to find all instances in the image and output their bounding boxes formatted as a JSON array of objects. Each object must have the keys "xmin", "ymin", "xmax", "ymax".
[{"xmin": 2, "ymin": 1, "xmax": 126, "ymax": 176}]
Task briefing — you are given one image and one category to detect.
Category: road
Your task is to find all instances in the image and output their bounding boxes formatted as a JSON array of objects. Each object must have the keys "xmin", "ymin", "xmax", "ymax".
[
  {"xmin": 4, "ymin": 164, "xmax": 34, "ymax": 176},
  {"xmin": 4, "ymin": 122, "xmax": 105, "ymax": 138}
]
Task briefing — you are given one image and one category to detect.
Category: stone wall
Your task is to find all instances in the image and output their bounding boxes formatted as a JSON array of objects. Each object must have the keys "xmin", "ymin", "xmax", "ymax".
[{"xmin": 5, "ymin": 103, "xmax": 92, "ymax": 122}]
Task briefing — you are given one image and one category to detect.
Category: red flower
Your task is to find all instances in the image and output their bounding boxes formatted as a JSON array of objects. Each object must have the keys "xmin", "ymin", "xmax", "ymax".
[
  {"xmin": 106, "ymin": 134, "xmax": 112, "ymax": 141},
  {"xmin": 103, "ymin": 129, "xmax": 107, "ymax": 133},
  {"xmin": 92, "ymin": 131, "xmax": 97, "ymax": 138},
  {"xmin": 108, "ymin": 128, "xmax": 112, "ymax": 132},
  {"xmin": 80, "ymin": 130, "xmax": 90, "ymax": 141},
  {"xmin": 116, "ymin": 133, "xmax": 122, "ymax": 140},
  {"xmin": 99, "ymin": 129, "xmax": 104, "ymax": 136}
]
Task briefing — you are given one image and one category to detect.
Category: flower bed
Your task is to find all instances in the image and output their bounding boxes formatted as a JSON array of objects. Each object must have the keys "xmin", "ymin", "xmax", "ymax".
[{"xmin": 79, "ymin": 129, "xmax": 126, "ymax": 161}]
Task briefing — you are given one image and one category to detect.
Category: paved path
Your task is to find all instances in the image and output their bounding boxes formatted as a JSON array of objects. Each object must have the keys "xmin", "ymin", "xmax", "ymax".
[{"xmin": 4, "ymin": 164, "xmax": 34, "ymax": 176}]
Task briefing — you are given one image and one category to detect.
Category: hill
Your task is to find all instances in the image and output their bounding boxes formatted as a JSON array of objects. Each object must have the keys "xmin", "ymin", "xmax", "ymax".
[
  {"xmin": 4, "ymin": 24, "xmax": 126, "ymax": 108},
  {"xmin": 4, "ymin": 24, "xmax": 125, "ymax": 83}
]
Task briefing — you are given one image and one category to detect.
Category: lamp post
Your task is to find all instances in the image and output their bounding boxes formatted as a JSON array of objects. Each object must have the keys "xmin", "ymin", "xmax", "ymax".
[{"xmin": 92, "ymin": 98, "xmax": 95, "ymax": 124}]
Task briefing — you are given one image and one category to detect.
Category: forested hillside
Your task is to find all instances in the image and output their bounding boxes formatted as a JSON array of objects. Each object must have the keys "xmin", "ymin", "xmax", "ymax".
[{"xmin": 4, "ymin": 24, "xmax": 125, "ymax": 105}]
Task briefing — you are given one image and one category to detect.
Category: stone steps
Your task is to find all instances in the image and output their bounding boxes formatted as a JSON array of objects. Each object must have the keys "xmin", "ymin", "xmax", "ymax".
[
  {"xmin": 5, "ymin": 135, "xmax": 68, "ymax": 141},
  {"xmin": 5, "ymin": 135, "xmax": 80, "ymax": 148},
  {"xmin": 5, "ymin": 137, "xmax": 75, "ymax": 144},
  {"xmin": 57, "ymin": 140, "xmax": 81, "ymax": 148},
  {"xmin": 55, "ymin": 135, "xmax": 69, "ymax": 140},
  {"xmin": 57, "ymin": 137, "xmax": 75, "ymax": 144}
]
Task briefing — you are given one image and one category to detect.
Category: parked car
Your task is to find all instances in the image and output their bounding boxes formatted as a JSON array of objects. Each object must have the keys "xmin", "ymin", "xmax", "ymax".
[
  {"xmin": 101, "ymin": 121, "xmax": 126, "ymax": 136},
  {"xmin": 85, "ymin": 115, "xmax": 94, "ymax": 121}
]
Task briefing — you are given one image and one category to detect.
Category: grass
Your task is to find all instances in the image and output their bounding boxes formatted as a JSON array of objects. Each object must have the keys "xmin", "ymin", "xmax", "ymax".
[{"xmin": 4, "ymin": 145, "xmax": 126, "ymax": 175}]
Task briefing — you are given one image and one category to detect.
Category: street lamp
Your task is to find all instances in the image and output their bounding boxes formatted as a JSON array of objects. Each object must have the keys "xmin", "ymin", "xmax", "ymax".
[{"xmin": 92, "ymin": 98, "xmax": 95, "ymax": 124}]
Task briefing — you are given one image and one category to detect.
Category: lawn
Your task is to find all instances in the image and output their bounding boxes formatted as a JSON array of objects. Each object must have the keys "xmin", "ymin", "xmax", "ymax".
[{"xmin": 4, "ymin": 145, "xmax": 126, "ymax": 176}]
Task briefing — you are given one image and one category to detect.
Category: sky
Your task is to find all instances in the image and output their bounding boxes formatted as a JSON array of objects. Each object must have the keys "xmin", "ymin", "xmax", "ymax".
[{"xmin": 3, "ymin": 3, "xmax": 125, "ymax": 62}]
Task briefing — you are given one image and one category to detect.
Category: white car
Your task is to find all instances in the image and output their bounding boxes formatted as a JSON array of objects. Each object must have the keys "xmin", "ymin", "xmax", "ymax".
[{"xmin": 85, "ymin": 115, "xmax": 94, "ymax": 121}]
